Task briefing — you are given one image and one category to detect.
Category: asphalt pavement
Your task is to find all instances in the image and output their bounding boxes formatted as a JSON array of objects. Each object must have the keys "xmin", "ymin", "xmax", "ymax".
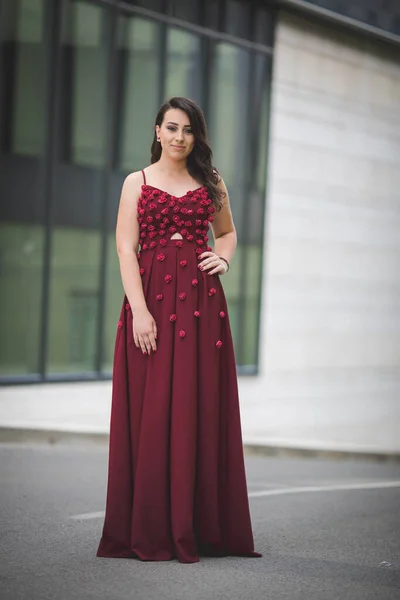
[{"xmin": 1, "ymin": 443, "xmax": 399, "ymax": 600}]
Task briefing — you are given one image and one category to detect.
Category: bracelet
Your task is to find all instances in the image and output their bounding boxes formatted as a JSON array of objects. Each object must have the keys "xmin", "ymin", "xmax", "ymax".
[{"xmin": 219, "ymin": 256, "xmax": 230, "ymax": 273}]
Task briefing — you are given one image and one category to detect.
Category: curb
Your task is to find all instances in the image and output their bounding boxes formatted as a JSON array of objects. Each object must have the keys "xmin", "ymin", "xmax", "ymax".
[{"xmin": 1, "ymin": 427, "xmax": 400, "ymax": 462}]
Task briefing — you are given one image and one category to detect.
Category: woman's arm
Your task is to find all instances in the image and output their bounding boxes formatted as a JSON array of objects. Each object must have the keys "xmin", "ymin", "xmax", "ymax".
[
  {"xmin": 199, "ymin": 177, "xmax": 237, "ymax": 275},
  {"xmin": 116, "ymin": 171, "xmax": 157, "ymax": 354}
]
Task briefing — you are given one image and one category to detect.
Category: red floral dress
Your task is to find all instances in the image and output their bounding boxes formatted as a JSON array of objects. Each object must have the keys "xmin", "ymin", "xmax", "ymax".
[{"xmin": 97, "ymin": 177, "xmax": 261, "ymax": 563}]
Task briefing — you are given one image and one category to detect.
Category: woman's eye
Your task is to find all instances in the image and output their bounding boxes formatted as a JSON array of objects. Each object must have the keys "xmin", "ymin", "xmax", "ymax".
[
  {"xmin": 184, "ymin": 130, "xmax": 193, "ymax": 135},
  {"xmin": 166, "ymin": 126, "xmax": 176, "ymax": 132}
]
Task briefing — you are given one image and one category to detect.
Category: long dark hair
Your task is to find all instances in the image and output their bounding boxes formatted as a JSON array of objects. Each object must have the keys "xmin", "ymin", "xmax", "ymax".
[{"xmin": 150, "ymin": 97, "xmax": 224, "ymax": 210}]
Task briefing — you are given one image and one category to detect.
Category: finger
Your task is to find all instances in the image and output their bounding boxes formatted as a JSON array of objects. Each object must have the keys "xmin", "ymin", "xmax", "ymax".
[
  {"xmin": 133, "ymin": 332, "xmax": 139, "ymax": 348},
  {"xmin": 199, "ymin": 252, "xmax": 214, "ymax": 260},
  {"xmin": 199, "ymin": 257, "xmax": 216, "ymax": 268},
  {"xmin": 143, "ymin": 334, "xmax": 152, "ymax": 355},
  {"xmin": 152, "ymin": 322, "xmax": 158, "ymax": 341},
  {"xmin": 209, "ymin": 265, "xmax": 224, "ymax": 275},
  {"xmin": 202, "ymin": 260, "xmax": 219, "ymax": 271},
  {"xmin": 138, "ymin": 337, "xmax": 147, "ymax": 355},
  {"xmin": 148, "ymin": 332, "xmax": 157, "ymax": 352}
]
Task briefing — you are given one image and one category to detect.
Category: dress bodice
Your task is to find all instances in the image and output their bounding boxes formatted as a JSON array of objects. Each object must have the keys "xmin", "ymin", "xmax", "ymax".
[{"xmin": 137, "ymin": 184, "xmax": 215, "ymax": 257}]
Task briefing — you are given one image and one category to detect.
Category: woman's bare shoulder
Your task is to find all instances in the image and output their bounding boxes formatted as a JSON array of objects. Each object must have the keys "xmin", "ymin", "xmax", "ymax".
[{"xmin": 123, "ymin": 170, "xmax": 146, "ymax": 188}]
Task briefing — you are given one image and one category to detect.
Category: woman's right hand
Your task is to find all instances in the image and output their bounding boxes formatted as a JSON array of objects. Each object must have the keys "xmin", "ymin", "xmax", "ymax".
[{"xmin": 132, "ymin": 307, "xmax": 157, "ymax": 354}]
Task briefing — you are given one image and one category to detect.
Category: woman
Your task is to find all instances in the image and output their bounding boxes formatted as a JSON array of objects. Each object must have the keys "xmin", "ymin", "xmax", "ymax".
[{"xmin": 97, "ymin": 97, "xmax": 261, "ymax": 564}]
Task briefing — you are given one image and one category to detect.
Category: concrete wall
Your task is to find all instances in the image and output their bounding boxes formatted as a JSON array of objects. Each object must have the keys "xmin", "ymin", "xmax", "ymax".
[
  {"xmin": 239, "ymin": 12, "xmax": 400, "ymax": 453},
  {"xmin": 2, "ymin": 12, "xmax": 400, "ymax": 456}
]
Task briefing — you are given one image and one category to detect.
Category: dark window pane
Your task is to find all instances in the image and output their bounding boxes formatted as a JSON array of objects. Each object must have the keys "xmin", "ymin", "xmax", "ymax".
[
  {"xmin": 202, "ymin": 0, "xmax": 220, "ymax": 29},
  {"xmin": 253, "ymin": 5, "xmax": 274, "ymax": 46},
  {"xmin": 47, "ymin": 0, "xmax": 109, "ymax": 375},
  {"xmin": 301, "ymin": 0, "xmax": 400, "ymax": 37},
  {"xmin": 224, "ymin": 0, "xmax": 251, "ymax": 39},
  {"xmin": 169, "ymin": 0, "xmax": 201, "ymax": 24},
  {"xmin": 124, "ymin": 0, "xmax": 165, "ymax": 12},
  {"xmin": 0, "ymin": 0, "xmax": 47, "ymax": 377}
]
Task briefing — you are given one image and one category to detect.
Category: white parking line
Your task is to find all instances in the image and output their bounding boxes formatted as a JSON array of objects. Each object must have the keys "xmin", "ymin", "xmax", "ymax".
[
  {"xmin": 71, "ymin": 511, "xmax": 105, "ymax": 520},
  {"xmin": 70, "ymin": 480, "xmax": 400, "ymax": 520},
  {"xmin": 248, "ymin": 480, "xmax": 400, "ymax": 498}
]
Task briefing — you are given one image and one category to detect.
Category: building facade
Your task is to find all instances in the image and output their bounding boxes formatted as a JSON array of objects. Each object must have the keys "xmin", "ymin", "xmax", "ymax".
[
  {"xmin": 1, "ymin": 0, "xmax": 400, "ymax": 453},
  {"xmin": 0, "ymin": 0, "xmax": 273, "ymax": 381}
]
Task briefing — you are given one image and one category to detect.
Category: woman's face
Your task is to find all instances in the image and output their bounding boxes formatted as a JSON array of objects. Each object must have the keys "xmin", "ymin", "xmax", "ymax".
[{"xmin": 156, "ymin": 109, "xmax": 195, "ymax": 161}]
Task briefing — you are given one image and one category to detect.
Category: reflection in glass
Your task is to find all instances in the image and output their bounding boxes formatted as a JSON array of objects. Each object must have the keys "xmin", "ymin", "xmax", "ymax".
[
  {"xmin": 62, "ymin": 2, "xmax": 107, "ymax": 168},
  {"xmin": 47, "ymin": 0, "xmax": 108, "ymax": 374},
  {"xmin": 242, "ymin": 54, "xmax": 271, "ymax": 367},
  {"xmin": 208, "ymin": 42, "xmax": 251, "ymax": 358},
  {"xmin": 224, "ymin": 0, "xmax": 251, "ymax": 40},
  {"xmin": 169, "ymin": 0, "xmax": 200, "ymax": 24},
  {"xmin": 0, "ymin": 0, "xmax": 46, "ymax": 376},
  {"xmin": 117, "ymin": 16, "xmax": 161, "ymax": 173},
  {"xmin": 165, "ymin": 28, "xmax": 201, "ymax": 102},
  {"xmin": 103, "ymin": 235, "xmax": 124, "ymax": 373}
]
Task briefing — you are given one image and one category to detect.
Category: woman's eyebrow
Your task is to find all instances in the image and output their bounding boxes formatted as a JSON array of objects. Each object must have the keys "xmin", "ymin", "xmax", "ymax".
[{"xmin": 166, "ymin": 121, "xmax": 191, "ymax": 127}]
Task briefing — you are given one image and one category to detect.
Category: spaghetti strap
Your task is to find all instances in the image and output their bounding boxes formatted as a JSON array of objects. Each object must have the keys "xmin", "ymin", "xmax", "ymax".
[{"xmin": 141, "ymin": 169, "xmax": 146, "ymax": 185}]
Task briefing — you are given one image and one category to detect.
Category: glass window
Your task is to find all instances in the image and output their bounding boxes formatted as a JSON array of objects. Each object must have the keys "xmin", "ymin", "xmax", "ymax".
[
  {"xmin": 208, "ymin": 42, "xmax": 252, "ymax": 361},
  {"xmin": 202, "ymin": 0, "xmax": 220, "ymax": 29},
  {"xmin": 102, "ymin": 234, "xmax": 124, "ymax": 374},
  {"xmin": 169, "ymin": 0, "xmax": 201, "ymax": 24},
  {"xmin": 253, "ymin": 5, "xmax": 274, "ymax": 46},
  {"xmin": 46, "ymin": 0, "xmax": 109, "ymax": 375},
  {"xmin": 224, "ymin": 0, "xmax": 251, "ymax": 40},
  {"xmin": 0, "ymin": 0, "xmax": 47, "ymax": 377},
  {"xmin": 60, "ymin": 1, "xmax": 108, "ymax": 168},
  {"xmin": 165, "ymin": 27, "xmax": 201, "ymax": 103},
  {"xmin": 126, "ymin": 0, "xmax": 165, "ymax": 11},
  {"xmin": 1, "ymin": 0, "xmax": 46, "ymax": 156},
  {"xmin": 241, "ymin": 54, "xmax": 271, "ymax": 367},
  {"xmin": 102, "ymin": 14, "xmax": 163, "ymax": 372},
  {"xmin": 116, "ymin": 16, "xmax": 162, "ymax": 173},
  {"xmin": 302, "ymin": 0, "xmax": 400, "ymax": 37}
]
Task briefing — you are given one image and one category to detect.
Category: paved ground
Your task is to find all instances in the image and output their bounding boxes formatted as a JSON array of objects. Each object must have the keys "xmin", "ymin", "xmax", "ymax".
[{"xmin": 1, "ymin": 443, "xmax": 399, "ymax": 600}]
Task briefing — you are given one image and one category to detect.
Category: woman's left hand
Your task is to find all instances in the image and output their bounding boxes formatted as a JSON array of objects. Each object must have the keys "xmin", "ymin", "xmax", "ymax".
[{"xmin": 198, "ymin": 252, "xmax": 228, "ymax": 276}]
